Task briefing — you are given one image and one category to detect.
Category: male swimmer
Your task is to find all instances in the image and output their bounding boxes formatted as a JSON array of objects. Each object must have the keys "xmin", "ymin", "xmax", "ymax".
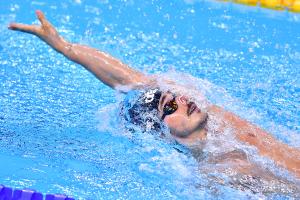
[{"xmin": 8, "ymin": 11, "xmax": 300, "ymax": 191}]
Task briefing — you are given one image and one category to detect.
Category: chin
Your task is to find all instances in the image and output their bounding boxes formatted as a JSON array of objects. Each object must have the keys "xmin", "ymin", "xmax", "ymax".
[{"xmin": 194, "ymin": 112, "xmax": 208, "ymax": 128}]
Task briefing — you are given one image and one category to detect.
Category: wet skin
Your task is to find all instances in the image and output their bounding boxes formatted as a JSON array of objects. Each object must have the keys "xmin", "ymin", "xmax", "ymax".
[
  {"xmin": 8, "ymin": 10, "xmax": 300, "ymax": 179},
  {"xmin": 158, "ymin": 92, "xmax": 208, "ymax": 140}
]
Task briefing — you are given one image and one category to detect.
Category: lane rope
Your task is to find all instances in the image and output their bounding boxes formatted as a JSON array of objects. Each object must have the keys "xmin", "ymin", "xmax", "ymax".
[
  {"xmin": 0, "ymin": 185, "xmax": 75, "ymax": 200},
  {"xmin": 218, "ymin": 0, "xmax": 300, "ymax": 12}
]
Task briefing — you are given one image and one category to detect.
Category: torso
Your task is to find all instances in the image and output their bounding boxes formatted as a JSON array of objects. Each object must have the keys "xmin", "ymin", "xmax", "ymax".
[{"xmin": 194, "ymin": 149, "xmax": 300, "ymax": 196}]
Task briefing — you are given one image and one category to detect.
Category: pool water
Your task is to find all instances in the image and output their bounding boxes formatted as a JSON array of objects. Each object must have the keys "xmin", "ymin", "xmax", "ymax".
[{"xmin": 0, "ymin": 0, "xmax": 300, "ymax": 199}]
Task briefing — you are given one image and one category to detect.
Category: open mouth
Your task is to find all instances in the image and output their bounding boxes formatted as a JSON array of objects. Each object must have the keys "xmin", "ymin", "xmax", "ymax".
[{"xmin": 188, "ymin": 102, "xmax": 199, "ymax": 116}]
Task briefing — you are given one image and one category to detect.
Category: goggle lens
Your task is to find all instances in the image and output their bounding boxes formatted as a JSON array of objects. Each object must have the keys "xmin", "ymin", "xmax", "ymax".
[{"xmin": 162, "ymin": 97, "xmax": 178, "ymax": 120}]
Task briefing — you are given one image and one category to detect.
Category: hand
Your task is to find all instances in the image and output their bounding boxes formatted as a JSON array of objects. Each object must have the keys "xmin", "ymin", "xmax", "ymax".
[{"xmin": 8, "ymin": 10, "xmax": 68, "ymax": 52}]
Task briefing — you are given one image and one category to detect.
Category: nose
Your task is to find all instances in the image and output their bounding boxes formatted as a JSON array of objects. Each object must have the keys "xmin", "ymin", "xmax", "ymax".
[{"xmin": 178, "ymin": 95, "xmax": 188, "ymax": 105}]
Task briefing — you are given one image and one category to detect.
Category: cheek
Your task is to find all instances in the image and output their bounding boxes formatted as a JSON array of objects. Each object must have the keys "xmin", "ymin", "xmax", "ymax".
[{"xmin": 164, "ymin": 115, "xmax": 190, "ymax": 136}]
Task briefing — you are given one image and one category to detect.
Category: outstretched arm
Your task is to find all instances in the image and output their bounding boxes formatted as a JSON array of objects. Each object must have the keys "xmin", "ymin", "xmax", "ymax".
[
  {"xmin": 208, "ymin": 105, "xmax": 300, "ymax": 179},
  {"xmin": 8, "ymin": 10, "xmax": 152, "ymax": 91}
]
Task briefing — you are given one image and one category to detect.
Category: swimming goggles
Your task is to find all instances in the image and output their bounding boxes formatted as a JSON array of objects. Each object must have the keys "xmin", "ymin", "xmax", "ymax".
[{"xmin": 161, "ymin": 95, "xmax": 178, "ymax": 120}]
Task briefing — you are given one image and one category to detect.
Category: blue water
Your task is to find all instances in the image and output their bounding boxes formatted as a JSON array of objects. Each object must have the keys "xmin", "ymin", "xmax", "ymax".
[{"xmin": 0, "ymin": 0, "xmax": 300, "ymax": 199}]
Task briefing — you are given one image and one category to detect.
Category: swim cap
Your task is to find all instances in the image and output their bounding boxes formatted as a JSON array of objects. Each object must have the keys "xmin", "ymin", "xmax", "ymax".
[{"xmin": 123, "ymin": 88, "xmax": 163, "ymax": 132}]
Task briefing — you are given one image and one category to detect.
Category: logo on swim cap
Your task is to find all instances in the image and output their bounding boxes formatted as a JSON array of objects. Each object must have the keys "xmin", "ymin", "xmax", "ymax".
[
  {"xmin": 123, "ymin": 88, "xmax": 162, "ymax": 132},
  {"xmin": 144, "ymin": 88, "xmax": 159, "ymax": 103}
]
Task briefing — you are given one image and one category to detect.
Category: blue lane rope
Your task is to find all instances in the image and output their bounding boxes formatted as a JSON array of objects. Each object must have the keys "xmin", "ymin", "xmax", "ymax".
[{"xmin": 0, "ymin": 185, "xmax": 75, "ymax": 200}]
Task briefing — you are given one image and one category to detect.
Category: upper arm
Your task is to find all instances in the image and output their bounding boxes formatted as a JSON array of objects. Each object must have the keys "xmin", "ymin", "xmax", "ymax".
[{"xmin": 208, "ymin": 105, "xmax": 300, "ymax": 178}]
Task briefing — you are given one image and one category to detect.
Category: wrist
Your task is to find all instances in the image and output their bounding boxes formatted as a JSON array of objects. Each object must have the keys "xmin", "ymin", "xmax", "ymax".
[
  {"xmin": 42, "ymin": 33, "xmax": 69, "ymax": 54},
  {"xmin": 55, "ymin": 38, "xmax": 71, "ymax": 54}
]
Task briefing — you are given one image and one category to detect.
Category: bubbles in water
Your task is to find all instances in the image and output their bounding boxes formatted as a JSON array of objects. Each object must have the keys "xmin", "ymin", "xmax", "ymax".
[{"xmin": 1, "ymin": 0, "xmax": 300, "ymax": 198}]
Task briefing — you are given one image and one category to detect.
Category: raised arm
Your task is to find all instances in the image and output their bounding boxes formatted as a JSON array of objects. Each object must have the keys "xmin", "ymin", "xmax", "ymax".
[
  {"xmin": 8, "ymin": 10, "xmax": 151, "ymax": 91},
  {"xmin": 208, "ymin": 105, "xmax": 300, "ymax": 178}
]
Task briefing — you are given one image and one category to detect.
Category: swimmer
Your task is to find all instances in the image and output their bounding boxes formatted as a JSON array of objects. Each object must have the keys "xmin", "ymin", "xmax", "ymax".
[{"xmin": 8, "ymin": 11, "xmax": 300, "ymax": 187}]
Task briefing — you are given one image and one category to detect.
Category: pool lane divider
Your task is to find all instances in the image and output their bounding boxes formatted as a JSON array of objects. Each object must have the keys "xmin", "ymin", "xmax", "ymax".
[
  {"xmin": 0, "ymin": 185, "xmax": 74, "ymax": 200},
  {"xmin": 219, "ymin": 0, "xmax": 300, "ymax": 12}
]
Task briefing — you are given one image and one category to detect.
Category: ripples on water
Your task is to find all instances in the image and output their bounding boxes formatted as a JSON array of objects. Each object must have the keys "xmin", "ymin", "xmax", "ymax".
[{"xmin": 0, "ymin": 0, "xmax": 299, "ymax": 199}]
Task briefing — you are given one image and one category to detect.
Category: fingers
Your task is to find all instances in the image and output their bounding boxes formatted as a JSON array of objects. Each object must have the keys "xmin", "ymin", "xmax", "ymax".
[
  {"xmin": 8, "ymin": 23, "xmax": 40, "ymax": 34},
  {"xmin": 36, "ymin": 10, "xmax": 50, "ymax": 28}
]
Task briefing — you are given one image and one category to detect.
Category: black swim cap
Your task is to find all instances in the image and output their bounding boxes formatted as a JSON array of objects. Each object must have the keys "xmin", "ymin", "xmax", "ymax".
[{"xmin": 124, "ymin": 88, "xmax": 163, "ymax": 132}]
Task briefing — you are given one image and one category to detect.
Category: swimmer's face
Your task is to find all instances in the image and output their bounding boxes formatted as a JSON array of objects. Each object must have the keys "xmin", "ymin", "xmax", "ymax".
[{"xmin": 158, "ymin": 92, "xmax": 208, "ymax": 138}]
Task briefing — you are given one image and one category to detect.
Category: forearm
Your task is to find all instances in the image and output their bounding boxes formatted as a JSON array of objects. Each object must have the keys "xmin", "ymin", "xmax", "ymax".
[
  {"xmin": 208, "ymin": 105, "xmax": 300, "ymax": 178},
  {"xmin": 55, "ymin": 40, "xmax": 150, "ymax": 90},
  {"xmin": 9, "ymin": 10, "xmax": 150, "ymax": 91}
]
